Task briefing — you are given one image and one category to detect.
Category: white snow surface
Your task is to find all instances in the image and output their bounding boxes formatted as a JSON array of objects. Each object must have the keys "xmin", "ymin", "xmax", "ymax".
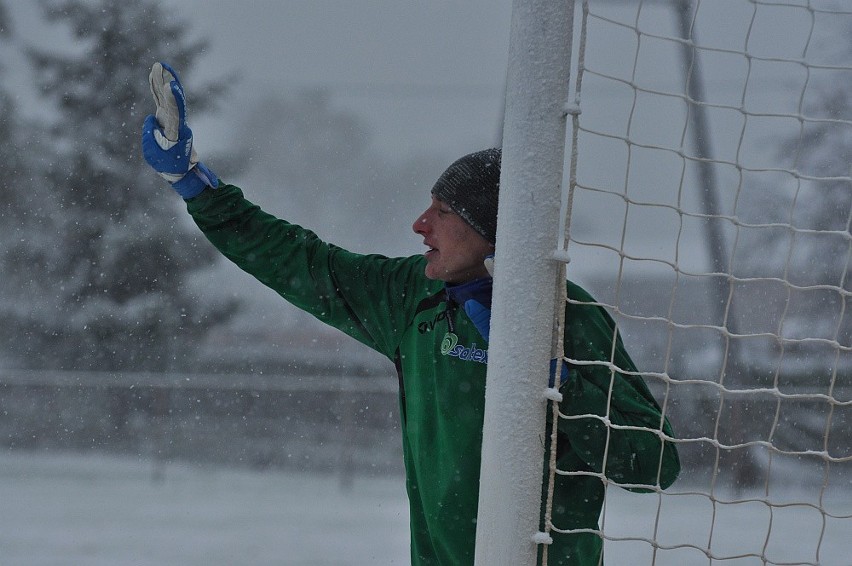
[
  {"xmin": 2, "ymin": 452, "xmax": 410, "ymax": 566},
  {"xmin": 2, "ymin": 451, "xmax": 850, "ymax": 565}
]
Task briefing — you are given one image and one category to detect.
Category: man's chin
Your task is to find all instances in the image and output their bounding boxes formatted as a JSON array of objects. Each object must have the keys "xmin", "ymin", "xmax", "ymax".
[
  {"xmin": 423, "ymin": 263, "xmax": 449, "ymax": 282},
  {"xmin": 423, "ymin": 267, "xmax": 441, "ymax": 281}
]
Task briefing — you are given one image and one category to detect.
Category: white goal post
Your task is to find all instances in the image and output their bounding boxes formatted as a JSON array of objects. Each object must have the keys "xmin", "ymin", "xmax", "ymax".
[
  {"xmin": 474, "ymin": 1, "xmax": 576, "ymax": 565},
  {"xmin": 477, "ymin": 1, "xmax": 852, "ymax": 565}
]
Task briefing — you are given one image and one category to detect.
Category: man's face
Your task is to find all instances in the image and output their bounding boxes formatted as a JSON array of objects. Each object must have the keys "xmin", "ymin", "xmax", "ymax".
[{"xmin": 413, "ymin": 196, "xmax": 495, "ymax": 284}]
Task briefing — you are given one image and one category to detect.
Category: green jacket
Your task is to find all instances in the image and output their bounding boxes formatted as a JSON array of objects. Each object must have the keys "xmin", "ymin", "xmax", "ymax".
[{"xmin": 187, "ymin": 184, "xmax": 680, "ymax": 566}]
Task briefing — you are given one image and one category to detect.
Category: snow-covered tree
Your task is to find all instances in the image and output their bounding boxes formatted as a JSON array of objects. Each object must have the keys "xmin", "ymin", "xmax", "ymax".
[
  {"xmin": 730, "ymin": 25, "xmax": 852, "ymax": 476},
  {"xmin": 735, "ymin": 67, "xmax": 852, "ymax": 358},
  {"xmin": 2, "ymin": 0, "xmax": 237, "ymax": 371},
  {"xmin": 0, "ymin": 1, "xmax": 57, "ymax": 369}
]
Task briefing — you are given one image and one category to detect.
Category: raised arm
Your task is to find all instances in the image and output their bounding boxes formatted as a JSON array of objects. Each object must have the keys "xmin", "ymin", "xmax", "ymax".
[{"xmin": 139, "ymin": 62, "xmax": 436, "ymax": 360}]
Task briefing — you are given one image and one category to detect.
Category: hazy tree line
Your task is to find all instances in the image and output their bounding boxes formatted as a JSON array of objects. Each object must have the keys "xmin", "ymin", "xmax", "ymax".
[
  {"xmin": 0, "ymin": 0, "xmax": 847, "ymax": 487},
  {"xmin": 0, "ymin": 0, "xmax": 846, "ymax": 374},
  {"xmin": 0, "ymin": 0, "xmax": 444, "ymax": 374}
]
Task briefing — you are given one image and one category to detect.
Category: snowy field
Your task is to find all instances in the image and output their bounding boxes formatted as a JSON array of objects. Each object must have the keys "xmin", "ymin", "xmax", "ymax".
[
  {"xmin": 1, "ymin": 452, "xmax": 410, "ymax": 566},
  {"xmin": 2, "ymin": 451, "xmax": 850, "ymax": 565}
]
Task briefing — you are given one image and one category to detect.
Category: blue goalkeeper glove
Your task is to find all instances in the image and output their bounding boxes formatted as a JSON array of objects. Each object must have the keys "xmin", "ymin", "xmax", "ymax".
[
  {"xmin": 463, "ymin": 299, "xmax": 491, "ymax": 342},
  {"xmin": 463, "ymin": 305, "xmax": 569, "ymax": 386},
  {"xmin": 463, "ymin": 253, "xmax": 570, "ymax": 387},
  {"xmin": 141, "ymin": 62, "xmax": 218, "ymax": 199}
]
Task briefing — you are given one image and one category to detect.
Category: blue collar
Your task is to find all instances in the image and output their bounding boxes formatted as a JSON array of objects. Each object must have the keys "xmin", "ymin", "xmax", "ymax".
[{"xmin": 445, "ymin": 277, "xmax": 493, "ymax": 309}]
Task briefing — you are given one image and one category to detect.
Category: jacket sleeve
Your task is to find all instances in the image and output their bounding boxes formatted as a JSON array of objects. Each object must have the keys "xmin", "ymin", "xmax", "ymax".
[
  {"xmin": 557, "ymin": 282, "xmax": 680, "ymax": 491},
  {"xmin": 185, "ymin": 184, "xmax": 435, "ymax": 360}
]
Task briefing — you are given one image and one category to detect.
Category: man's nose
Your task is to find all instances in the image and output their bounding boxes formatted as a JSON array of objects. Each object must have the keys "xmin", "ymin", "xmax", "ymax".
[{"xmin": 413, "ymin": 212, "xmax": 431, "ymax": 235}]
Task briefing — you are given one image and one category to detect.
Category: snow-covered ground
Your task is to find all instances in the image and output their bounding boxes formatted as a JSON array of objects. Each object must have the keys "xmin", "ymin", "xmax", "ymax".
[
  {"xmin": 1, "ymin": 452, "xmax": 410, "ymax": 566},
  {"xmin": 2, "ymin": 451, "xmax": 850, "ymax": 565}
]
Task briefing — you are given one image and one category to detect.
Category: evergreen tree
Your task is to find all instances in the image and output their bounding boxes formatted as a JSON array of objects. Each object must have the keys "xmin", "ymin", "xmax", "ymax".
[
  {"xmin": 7, "ymin": 0, "xmax": 237, "ymax": 371},
  {"xmin": 736, "ymin": 68, "xmax": 852, "ymax": 353},
  {"xmin": 732, "ymin": 25, "xmax": 852, "ymax": 470},
  {"xmin": 0, "ymin": 1, "xmax": 56, "ymax": 368},
  {"xmin": 777, "ymin": 86, "xmax": 852, "ymax": 349},
  {"xmin": 0, "ymin": 3, "xmax": 8, "ymax": 36}
]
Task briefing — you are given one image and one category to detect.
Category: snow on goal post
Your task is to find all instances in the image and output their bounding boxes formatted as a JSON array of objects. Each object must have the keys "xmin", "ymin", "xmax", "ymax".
[{"xmin": 479, "ymin": 1, "xmax": 852, "ymax": 565}]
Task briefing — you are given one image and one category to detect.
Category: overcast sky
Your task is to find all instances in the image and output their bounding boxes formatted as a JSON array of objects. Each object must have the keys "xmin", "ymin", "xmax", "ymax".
[
  {"xmin": 157, "ymin": 0, "xmax": 513, "ymax": 162},
  {"xmin": 5, "ymin": 0, "xmax": 839, "ymax": 284},
  {"xmin": 6, "ymin": 1, "xmax": 513, "ymax": 163}
]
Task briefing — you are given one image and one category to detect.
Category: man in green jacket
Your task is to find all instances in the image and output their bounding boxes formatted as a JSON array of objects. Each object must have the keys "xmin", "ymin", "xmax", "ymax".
[{"xmin": 142, "ymin": 62, "xmax": 679, "ymax": 566}]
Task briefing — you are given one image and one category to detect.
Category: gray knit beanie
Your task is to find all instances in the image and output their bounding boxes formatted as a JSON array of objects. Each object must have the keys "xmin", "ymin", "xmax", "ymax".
[{"xmin": 430, "ymin": 148, "xmax": 501, "ymax": 244}]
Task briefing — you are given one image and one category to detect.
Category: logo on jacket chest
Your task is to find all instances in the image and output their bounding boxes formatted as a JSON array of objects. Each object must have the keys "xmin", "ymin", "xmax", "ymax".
[
  {"xmin": 440, "ymin": 331, "xmax": 488, "ymax": 364},
  {"xmin": 417, "ymin": 308, "xmax": 488, "ymax": 364},
  {"xmin": 417, "ymin": 310, "xmax": 448, "ymax": 334}
]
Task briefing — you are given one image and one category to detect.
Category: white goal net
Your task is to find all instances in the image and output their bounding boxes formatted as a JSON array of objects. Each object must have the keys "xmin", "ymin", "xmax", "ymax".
[
  {"xmin": 537, "ymin": 0, "xmax": 852, "ymax": 564},
  {"xmin": 553, "ymin": 0, "xmax": 852, "ymax": 565}
]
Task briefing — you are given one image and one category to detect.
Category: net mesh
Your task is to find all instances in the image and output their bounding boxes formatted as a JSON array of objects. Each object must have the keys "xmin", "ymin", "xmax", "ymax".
[{"xmin": 546, "ymin": 1, "xmax": 852, "ymax": 564}]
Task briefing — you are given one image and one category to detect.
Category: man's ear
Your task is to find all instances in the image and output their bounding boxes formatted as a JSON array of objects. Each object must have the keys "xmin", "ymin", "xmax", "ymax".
[{"xmin": 484, "ymin": 253, "xmax": 495, "ymax": 277}]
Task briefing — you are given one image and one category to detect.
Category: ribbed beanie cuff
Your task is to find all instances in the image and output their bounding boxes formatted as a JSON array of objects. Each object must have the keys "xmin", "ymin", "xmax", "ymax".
[{"xmin": 430, "ymin": 148, "xmax": 501, "ymax": 244}]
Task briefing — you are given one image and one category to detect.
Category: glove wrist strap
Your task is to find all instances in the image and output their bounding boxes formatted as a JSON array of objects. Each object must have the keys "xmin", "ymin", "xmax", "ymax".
[{"xmin": 171, "ymin": 164, "xmax": 219, "ymax": 200}]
